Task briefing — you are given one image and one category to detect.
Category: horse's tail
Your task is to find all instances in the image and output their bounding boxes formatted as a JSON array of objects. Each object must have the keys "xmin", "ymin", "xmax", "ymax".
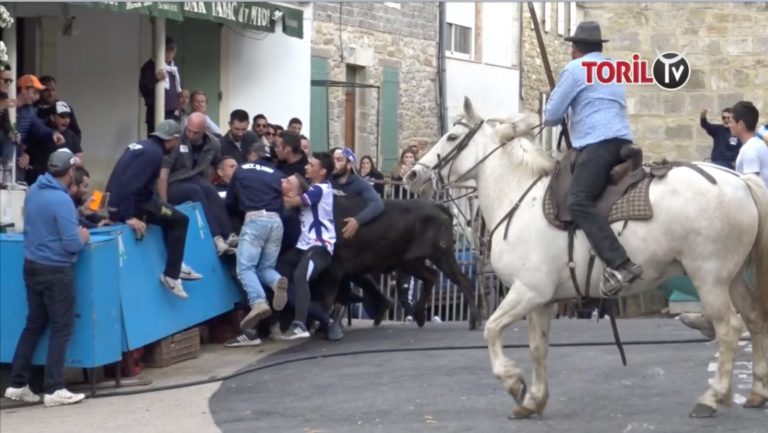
[{"xmin": 743, "ymin": 175, "xmax": 768, "ymax": 314}]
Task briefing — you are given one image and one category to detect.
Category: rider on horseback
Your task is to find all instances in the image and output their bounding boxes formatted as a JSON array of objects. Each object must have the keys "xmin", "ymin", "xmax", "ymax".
[{"xmin": 543, "ymin": 21, "xmax": 643, "ymax": 296}]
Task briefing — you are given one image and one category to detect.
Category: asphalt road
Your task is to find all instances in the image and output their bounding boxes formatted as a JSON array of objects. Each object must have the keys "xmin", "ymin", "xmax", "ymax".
[{"xmin": 210, "ymin": 319, "xmax": 766, "ymax": 433}]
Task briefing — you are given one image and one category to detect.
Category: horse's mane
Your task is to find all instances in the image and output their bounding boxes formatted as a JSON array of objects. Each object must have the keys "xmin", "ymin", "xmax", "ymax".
[{"xmin": 493, "ymin": 114, "xmax": 556, "ymax": 177}]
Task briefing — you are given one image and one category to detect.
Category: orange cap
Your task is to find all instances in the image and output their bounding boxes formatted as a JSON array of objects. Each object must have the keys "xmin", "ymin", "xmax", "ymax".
[{"xmin": 17, "ymin": 75, "xmax": 45, "ymax": 90}]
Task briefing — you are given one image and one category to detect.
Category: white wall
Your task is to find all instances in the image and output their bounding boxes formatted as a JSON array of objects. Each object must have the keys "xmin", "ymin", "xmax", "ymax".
[
  {"xmin": 13, "ymin": 4, "xmax": 143, "ymax": 189},
  {"xmin": 221, "ymin": 4, "xmax": 312, "ymax": 134},
  {"xmin": 482, "ymin": 2, "xmax": 519, "ymax": 67},
  {"xmin": 446, "ymin": 59, "xmax": 520, "ymax": 121}
]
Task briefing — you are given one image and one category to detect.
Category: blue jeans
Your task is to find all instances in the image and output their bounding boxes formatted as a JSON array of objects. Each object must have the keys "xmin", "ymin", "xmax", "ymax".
[
  {"xmin": 236, "ymin": 215, "xmax": 284, "ymax": 306},
  {"xmin": 10, "ymin": 260, "xmax": 75, "ymax": 394}
]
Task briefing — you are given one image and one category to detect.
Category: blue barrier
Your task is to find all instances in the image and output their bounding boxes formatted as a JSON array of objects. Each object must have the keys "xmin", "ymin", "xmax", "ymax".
[
  {"xmin": 0, "ymin": 202, "xmax": 241, "ymax": 368},
  {"xmin": 0, "ymin": 234, "xmax": 123, "ymax": 368}
]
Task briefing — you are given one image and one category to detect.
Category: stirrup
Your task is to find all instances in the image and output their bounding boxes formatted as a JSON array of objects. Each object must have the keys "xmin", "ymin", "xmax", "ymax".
[{"xmin": 600, "ymin": 268, "xmax": 627, "ymax": 297}]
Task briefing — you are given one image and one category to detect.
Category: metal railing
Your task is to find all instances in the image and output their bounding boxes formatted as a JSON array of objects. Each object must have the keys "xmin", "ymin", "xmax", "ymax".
[{"xmin": 348, "ymin": 178, "xmax": 505, "ymax": 323}]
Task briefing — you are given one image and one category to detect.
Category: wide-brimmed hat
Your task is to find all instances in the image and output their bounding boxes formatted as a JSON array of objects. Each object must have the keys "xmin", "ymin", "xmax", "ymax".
[{"xmin": 564, "ymin": 21, "xmax": 609, "ymax": 43}]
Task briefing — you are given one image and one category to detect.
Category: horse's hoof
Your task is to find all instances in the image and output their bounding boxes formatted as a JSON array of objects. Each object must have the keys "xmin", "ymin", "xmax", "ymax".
[
  {"xmin": 507, "ymin": 406, "xmax": 536, "ymax": 420},
  {"xmin": 743, "ymin": 392, "xmax": 767, "ymax": 409},
  {"xmin": 689, "ymin": 403, "xmax": 717, "ymax": 418},
  {"xmin": 508, "ymin": 380, "xmax": 527, "ymax": 406}
]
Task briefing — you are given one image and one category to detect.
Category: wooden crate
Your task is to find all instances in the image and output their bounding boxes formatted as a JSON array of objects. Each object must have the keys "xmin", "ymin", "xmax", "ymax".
[{"xmin": 144, "ymin": 327, "xmax": 200, "ymax": 368}]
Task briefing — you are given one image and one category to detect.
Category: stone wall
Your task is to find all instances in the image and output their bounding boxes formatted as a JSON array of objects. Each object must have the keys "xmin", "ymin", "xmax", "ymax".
[
  {"xmin": 312, "ymin": 3, "xmax": 440, "ymax": 164},
  {"xmin": 520, "ymin": 4, "xmax": 573, "ymax": 115},
  {"xmin": 582, "ymin": 2, "xmax": 768, "ymax": 160}
]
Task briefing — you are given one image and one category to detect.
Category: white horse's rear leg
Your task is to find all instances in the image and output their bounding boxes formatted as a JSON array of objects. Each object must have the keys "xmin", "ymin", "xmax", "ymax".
[
  {"xmin": 484, "ymin": 280, "xmax": 547, "ymax": 416},
  {"xmin": 511, "ymin": 303, "xmax": 553, "ymax": 419},
  {"xmin": 688, "ymin": 271, "xmax": 742, "ymax": 418},
  {"xmin": 729, "ymin": 271, "xmax": 768, "ymax": 408}
]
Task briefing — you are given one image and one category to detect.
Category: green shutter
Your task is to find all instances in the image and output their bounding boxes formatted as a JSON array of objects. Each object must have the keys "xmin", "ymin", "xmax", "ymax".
[
  {"xmin": 380, "ymin": 67, "xmax": 399, "ymax": 173},
  {"xmin": 310, "ymin": 57, "xmax": 329, "ymax": 151}
]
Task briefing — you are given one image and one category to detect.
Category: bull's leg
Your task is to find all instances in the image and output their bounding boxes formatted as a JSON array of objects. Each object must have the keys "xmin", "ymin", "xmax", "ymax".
[
  {"xmin": 401, "ymin": 260, "xmax": 438, "ymax": 328},
  {"xmin": 430, "ymin": 250, "xmax": 483, "ymax": 330}
]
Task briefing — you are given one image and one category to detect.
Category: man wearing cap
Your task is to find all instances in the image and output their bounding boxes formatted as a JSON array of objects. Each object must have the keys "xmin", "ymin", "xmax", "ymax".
[
  {"xmin": 14, "ymin": 75, "xmax": 65, "ymax": 180},
  {"xmin": 331, "ymin": 147, "xmax": 384, "ymax": 239},
  {"xmin": 543, "ymin": 21, "xmax": 643, "ymax": 296},
  {"xmin": 36, "ymin": 76, "xmax": 82, "ymax": 140},
  {"xmin": 24, "ymin": 101, "xmax": 82, "ymax": 185},
  {"xmin": 4, "ymin": 148, "xmax": 89, "ymax": 407},
  {"xmin": 139, "ymin": 37, "xmax": 182, "ymax": 135},
  {"xmin": 105, "ymin": 119, "xmax": 200, "ymax": 299},
  {"xmin": 158, "ymin": 112, "xmax": 236, "ymax": 256}
]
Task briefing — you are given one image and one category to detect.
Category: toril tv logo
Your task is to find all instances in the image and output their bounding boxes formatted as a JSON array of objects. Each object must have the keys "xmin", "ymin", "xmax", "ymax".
[{"xmin": 582, "ymin": 51, "xmax": 690, "ymax": 91}]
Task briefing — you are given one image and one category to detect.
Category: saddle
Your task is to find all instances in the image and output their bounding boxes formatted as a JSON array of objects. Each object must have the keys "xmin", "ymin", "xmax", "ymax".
[{"xmin": 544, "ymin": 145, "xmax": 651, "ymax": 230}]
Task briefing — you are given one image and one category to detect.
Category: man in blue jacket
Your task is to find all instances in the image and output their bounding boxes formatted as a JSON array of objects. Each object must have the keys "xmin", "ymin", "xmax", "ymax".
[
  {"xmin": 105, "ymin": 119, "xmax": 201, "ymax": 299},
  {"xmin": 226, "ymin": 144, "xmax": 288, "ymax": 332},
  {"xmin": 700, "ymin": 108, "xmax": 741, "ymax": 169},
  {"xmin": 4, "ymin": 149, "xmax": 89, "ymax": 407}
]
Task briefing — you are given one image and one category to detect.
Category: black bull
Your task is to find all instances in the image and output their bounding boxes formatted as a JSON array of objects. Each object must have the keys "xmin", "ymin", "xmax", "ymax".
[{"xmin": 314, "ymin": 194, "xmax": 484, "ymax": 330}]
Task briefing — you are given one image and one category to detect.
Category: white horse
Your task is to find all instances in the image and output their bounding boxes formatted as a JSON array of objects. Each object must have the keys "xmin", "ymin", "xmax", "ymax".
[{"xmin": 406, "ymin": 97, "xmax": 768, "ymax": 419}]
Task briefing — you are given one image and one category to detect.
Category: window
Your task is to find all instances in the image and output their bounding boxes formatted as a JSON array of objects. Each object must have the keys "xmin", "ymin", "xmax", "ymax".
[
  {"xmin": 557, "ymin": 2, "xmax": 566, "ymax": 36},
  {"xmin": 447, "ymin": 23, "xmax": 473, "ymax": 58}
]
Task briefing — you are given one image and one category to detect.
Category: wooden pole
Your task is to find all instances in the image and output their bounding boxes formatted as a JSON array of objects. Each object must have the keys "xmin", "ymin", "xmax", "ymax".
[{"xmin": 527, "ymin": 2, "xmax": 571, "ymax": 150}]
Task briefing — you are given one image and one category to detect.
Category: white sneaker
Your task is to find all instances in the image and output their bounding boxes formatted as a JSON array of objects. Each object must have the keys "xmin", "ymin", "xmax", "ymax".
[
  {"xmin": 160, "ymin": 274, "xmax": 189, "ymax": 299},
  {"xmin": 180, "ymin": 263, "xmax": 203, "ymax": 280},
  {"xmin": 226, "ymin": 233, "xmax": 239, "ymax": 248},
  {"xmin": 43, "ymin": 388, "xmax": 85, "ymax": 407},
  {"xmin": 4, "ymin": 385, "xmax": 41, "ymax": 403},
  {"xmin": 271, "ymin": 276, "xmax": 289, "ymax": 311},
  {"xmin": 214, "ymin": 236, "xmax": 235, "ymax": 256}
]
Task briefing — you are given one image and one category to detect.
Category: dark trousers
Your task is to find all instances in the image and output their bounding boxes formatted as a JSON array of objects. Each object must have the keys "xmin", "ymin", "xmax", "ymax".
[
  {"xmin": 395, "ymin": 272, "xmax": 416, "ymax": 316},
  {"xmin": 138, "ymin": 199, "xmax": 188, "ymax": 279},
  {"xmin": 168, "ymin": 177, "xmax": 233, "ymax": 239},
  {"xmin": 566, "ymin": 138, "xmax": 632, "ymax": 269},
  {"xmin": 10, "ymin": 261, "xmax": 76, "ymax": 394},
  {"xmin": 283, "ymin": 246, "xmax": 332, "ymax": 324}
]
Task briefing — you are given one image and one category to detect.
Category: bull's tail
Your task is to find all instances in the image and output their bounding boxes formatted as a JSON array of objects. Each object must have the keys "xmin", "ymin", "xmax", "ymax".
[{"xmin": 743, "ymin": 175, "xmax": 768, "ymax": 314}]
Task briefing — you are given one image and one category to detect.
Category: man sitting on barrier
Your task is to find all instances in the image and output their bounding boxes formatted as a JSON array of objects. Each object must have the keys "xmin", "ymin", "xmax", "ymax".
[
  {"xmin": 4, "ymin": 149, "xmax": 88, "ymax": 407},
  {"xmin": 226, "ymin": 143, "xmax": 289, "ymax": 333},
  {"xmin": 158, "ymin": 112, "xmax": 237, "ymax": 256},
  {"xmin": 105, "ymin": 119, "xmax": 202, "ymax": 299}
]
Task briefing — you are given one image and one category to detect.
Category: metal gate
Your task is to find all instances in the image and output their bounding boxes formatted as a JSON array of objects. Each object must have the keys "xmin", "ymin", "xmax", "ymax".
[{"xmin": 347, "ymin": 178, "xmax": 504, "ymax": 323}]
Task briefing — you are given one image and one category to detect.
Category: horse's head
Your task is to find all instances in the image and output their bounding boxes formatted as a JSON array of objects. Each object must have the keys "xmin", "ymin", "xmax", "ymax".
[
  {"xmin": 406, "ymin": 97, "xmax": 490, "ymax": 192},
  {"xmin": 406, "ymin": 97, "xmax": 542, "ymax": 192}
]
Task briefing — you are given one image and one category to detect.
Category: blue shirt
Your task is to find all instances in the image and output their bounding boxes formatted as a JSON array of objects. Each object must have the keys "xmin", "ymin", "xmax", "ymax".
[
  {"xmin": 544, "ymin": 52, "xmax": 633, "ymax": 148},
  {"xmin": 105, "ymin": 137, "xmax": 166, "ymax": 221},
  {"xmin": 226, "ymin": 159, "xmax": 284, "ymax": 214},
  {"xmin": 24, "ymin": 173, "xmax": 85, "ymax": 266}
]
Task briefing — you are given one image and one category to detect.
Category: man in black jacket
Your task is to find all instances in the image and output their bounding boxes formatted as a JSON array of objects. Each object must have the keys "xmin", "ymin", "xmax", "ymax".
[
  {"xmin": 700, "ymin": 108, "xmax": 742, "ymax": 169},
  {"xmin": 220, "ymin": 109, "xmax": 258, "ymax": 165},
  {"xmin": 139, "ymin": 38, "xmax": 181, "ymax": 135},
  {"xmin": 105, "ymin": 120, "xmax": 201, "ymax": 299}
]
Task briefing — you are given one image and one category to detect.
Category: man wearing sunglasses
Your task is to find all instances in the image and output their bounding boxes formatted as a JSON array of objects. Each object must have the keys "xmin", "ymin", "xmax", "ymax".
[{"xmin": 700, "ymin": 107, "xmax": 742, "ymax": 169}]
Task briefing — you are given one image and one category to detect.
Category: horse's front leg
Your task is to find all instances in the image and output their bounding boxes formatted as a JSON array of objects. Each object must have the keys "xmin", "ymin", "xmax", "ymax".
[
  {"xmin": 484, "ymin": 280, "xmax": 549, "ymax": 419},
  {"xmin": 512, "ymin": 303, "xmax": 553, "ymax": 419}
]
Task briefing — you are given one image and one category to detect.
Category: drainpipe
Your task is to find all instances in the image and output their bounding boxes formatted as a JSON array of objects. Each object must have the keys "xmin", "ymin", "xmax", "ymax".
[
  {"xmin": 437, "ymin": 2, "xmax": 447, "ymax": 134},
  {"xmin": 153, "ymin": 18, "xmax": 166, "ymax": 128}
]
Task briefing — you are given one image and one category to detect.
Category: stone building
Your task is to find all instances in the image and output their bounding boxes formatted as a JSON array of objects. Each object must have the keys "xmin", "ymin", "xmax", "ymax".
[
  {"xmin": 311, "ymin": 2, "xmax": 440, "ymax": 172},
  {"xmin": 521, "ymin": 2, "xmax": 768, "ymax": 161}
]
